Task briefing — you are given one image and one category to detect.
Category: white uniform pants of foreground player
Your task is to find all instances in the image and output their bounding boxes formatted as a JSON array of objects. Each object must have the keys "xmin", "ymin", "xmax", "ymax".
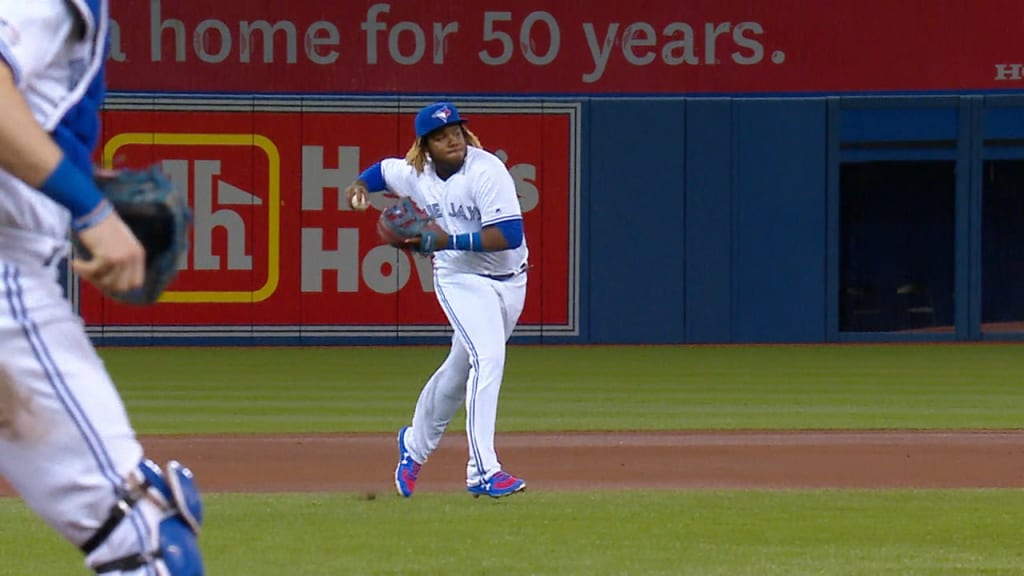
[
  {"xmin": 0, "ymin": 233, "xmax": 167, "ymax": 575},
  {"xmin": 404, "ymin": 269, "xmax": 526, "ymax": 486}
]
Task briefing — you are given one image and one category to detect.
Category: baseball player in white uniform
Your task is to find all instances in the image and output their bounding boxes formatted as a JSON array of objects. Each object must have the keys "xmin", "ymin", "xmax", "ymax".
[
  {"xmin": 346, "ymin": 102, "xmax": 529, "ymax": 498},
  {"xmin": 0, "ymin": 1, "xmax": 204, "ymax": 574}
]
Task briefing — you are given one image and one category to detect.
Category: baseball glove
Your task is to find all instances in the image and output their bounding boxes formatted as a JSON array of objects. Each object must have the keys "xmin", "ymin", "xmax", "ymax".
[
  {"xmin": 377, "ymin": 196, "xmax": 444, "ymax": 253},
  {"xmin": 74, "ymin": 165, "xmax": 192, "ymax": 305}
]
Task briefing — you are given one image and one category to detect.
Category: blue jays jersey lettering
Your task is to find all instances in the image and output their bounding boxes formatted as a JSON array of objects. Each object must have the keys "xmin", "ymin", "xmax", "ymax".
[
  {"xmin": 421, "ymin": 202, "xmax": 481, "ymax": 222},
  {"xmin": 380, "ymin": 146, "xmax": 529, "ymax": 276}
]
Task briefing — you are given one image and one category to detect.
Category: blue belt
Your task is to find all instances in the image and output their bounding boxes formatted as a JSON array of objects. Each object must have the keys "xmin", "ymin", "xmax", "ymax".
[{"xmin": 479, "ymin": 263, "xmax": 527, "ymax": 281}]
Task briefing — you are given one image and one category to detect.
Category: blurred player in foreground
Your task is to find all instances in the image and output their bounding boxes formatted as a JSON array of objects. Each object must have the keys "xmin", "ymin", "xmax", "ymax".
[{"xmin": 0, "ymin": 1, "xmax": 203, "ymax": 573}]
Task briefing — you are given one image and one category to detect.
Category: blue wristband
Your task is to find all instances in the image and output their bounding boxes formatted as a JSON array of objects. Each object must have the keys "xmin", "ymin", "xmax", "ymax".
[
  {"xmin": 452, "ymin": 232, "xmax": 483, "ymax": 252},
  {"xmin": 40, "ymin": 156, "xmax": 109, "ymax": 230}
]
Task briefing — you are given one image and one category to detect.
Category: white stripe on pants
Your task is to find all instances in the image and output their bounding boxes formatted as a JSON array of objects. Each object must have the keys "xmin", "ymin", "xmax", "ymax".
[
  {"xmin": 406, "ymin": 270, "xmax": 526, "ymax": 485},
  {"xmin": 0, "ymin": 257, "xmax": 150, "ymax": 568}
]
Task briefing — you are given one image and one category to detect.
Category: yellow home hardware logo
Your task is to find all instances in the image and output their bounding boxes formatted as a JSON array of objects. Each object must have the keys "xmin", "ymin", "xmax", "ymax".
[{"xmin": 103, "ymin": 133, "xmax": 281, "ymax": 303}]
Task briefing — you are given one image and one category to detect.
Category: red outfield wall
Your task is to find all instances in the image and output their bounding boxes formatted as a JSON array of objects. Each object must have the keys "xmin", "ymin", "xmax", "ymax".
[
  {"xmin": 82, "ymin": 100, "xmax": 579, "ymax": 339},
  {"xmin": 106, "ymin": 0, "xmax": 1024, "ymax": 95}
]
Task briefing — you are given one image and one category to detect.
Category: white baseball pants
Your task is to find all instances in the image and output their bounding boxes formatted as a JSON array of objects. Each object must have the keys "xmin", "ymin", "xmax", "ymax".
[
  {"xmin": 0, "ymin": 233, "xmax": 162, "ymax": 575},
  {"xmin": 404, "ymin": 269, "xmax": 526, "ymax": 485}
]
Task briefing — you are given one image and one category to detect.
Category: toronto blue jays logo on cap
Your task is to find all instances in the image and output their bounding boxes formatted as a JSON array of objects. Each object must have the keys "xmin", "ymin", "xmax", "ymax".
[{"xmin": 415, "ymin": 101, "xmax": 468, "ymax": 137}]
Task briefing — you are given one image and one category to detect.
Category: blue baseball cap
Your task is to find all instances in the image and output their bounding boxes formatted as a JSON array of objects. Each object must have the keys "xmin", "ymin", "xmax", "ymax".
[{"xmin": 414, "ymin": 102, "xmax": 467, "ymax": 138}]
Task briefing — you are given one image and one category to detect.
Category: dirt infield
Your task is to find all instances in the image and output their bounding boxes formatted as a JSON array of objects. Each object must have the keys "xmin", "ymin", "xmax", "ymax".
[
  {"xmin": 135, "ymin": 430, "xmax": 1024, "ymax": 493},
  {"xmin": 3, "ymin": 430, "xmax": 1021, "ymax": 496}
]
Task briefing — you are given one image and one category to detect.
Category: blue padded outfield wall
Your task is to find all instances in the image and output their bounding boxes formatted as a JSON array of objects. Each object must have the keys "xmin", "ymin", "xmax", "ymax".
[
  {"xmin": 587, "ymin": 97, "xmax": 829, "ymax": 344},
  {"xmin": 584, "ymin": 95, "xmax": 1024, "ymax": 344}
]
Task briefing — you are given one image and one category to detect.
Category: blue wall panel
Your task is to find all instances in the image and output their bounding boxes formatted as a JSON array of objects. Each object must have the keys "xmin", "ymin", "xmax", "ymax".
[
  {"xmin": 981, "ymin": 96, "xmax": 1024, "ymax": 141},
  {"xmin": 586, "ymin": 99, "xmax": 686, "ymax": 343},
  {"xmin": 684, "ymin": 99, "xmax": 733, "ymax": 343},
  {"xmin": 839, "ymin": 97, "xmax": 960, "ymax": 143},
  {"xmin": 732, "ymin": 99, "xmax": 828, "ymax": 342}
]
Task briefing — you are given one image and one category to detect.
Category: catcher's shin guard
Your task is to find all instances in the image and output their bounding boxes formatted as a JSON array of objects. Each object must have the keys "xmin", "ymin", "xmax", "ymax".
[{"xmin": 83, "ymin": 459, "xmax": 204, "ymax": 575}]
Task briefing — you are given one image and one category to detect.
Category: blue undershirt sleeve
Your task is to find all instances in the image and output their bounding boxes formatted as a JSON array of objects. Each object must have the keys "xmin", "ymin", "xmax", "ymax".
[
  {"xmin": 358, "ymin": 162, "xmax": 386, "ymax": 192},
  {"xmin": 491, "ymin": 218, "xmax": 523, "ymax": 249},
  {"xmin": 451, "ymin": 219, "xmax": 523, "ymax": 251}
]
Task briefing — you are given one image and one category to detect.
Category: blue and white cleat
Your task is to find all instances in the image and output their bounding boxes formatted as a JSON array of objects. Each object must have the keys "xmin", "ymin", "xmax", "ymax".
[
  {"xmin": 467, "ymin": 471, "xmax": 526, "ymax": 498},
  {"xmin": 394, "ymin": 426, "xmax": 422, "ymax": 498}
]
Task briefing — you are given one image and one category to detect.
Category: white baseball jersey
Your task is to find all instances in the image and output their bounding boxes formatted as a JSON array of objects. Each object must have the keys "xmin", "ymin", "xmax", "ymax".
[
  {"xmin": 383, "ymin": 145, "xmax": 530, "ymax": 487},
  {"xmin": 0, "ymin": 0, "xmax": 107, "ymax": 241},
  {"xmin": 380, "ymin": 146, "xmax": 529, "ymax": 276}
]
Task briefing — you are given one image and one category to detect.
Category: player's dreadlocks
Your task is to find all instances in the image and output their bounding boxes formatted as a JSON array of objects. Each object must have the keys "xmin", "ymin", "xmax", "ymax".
[{"xmin": 405, "ymin": 126, "xmax": 482, "ymax": 174}]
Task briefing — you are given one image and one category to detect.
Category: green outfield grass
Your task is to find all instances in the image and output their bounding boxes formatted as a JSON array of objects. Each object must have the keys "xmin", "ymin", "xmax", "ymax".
[
  {"xmin": 2, "ymin": 490, "xmax": 1023, "ymax": 575},
  {"xmin": 101, "ymin": 344, "xmax": 1024, "ymax": 434},
  {"xmin": 2, "ymin": 344, "xmax": 1022, "ymax": 575}
]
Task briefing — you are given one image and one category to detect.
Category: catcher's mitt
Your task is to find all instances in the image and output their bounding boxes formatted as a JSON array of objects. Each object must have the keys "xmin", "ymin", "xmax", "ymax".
[
  {"xmin": 377, "ymin": 196, "xmax": 444, "ymax": 253},
  {"xmin": 74, "ymin": 165, "xmax": 192, "ymax": 305}
]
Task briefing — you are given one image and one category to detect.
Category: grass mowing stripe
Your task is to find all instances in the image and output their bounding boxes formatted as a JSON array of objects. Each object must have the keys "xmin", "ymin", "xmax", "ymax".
[
  {"xmin": 2, "ymin": 490, "xmax": 1022, "ymax": 575},
  {"xmin": 99, "ymin": 345, "xmax": 1024, "ymax": 434}
]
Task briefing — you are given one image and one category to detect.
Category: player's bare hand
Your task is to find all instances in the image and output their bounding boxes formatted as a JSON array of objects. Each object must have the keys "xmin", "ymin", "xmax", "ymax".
[
  {"xmin": 72, "ymin": 211, "xmax": 146, "ymax": 295},
  {"xmin": 402, "ymin": 230, "xmax": 449, "ymax": 254},
  {"xmin": 345, "ymin": 183, "xmax": 369, "ymax": 211}
]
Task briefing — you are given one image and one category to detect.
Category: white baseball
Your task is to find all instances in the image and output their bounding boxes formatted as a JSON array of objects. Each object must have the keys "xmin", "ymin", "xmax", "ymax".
[{"xmin": 351, "ymin": 193, "xmax": 369, "ymax": 211}]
